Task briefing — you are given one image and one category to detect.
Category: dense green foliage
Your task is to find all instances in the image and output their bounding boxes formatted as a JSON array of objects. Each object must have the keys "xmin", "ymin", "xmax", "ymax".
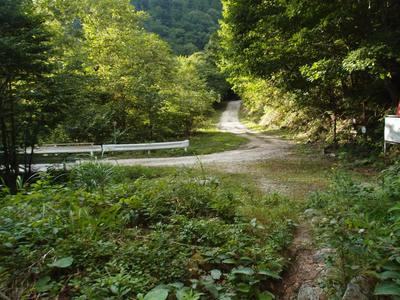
[
  {"xmin": 308, "ymin": 165, "xmax": 400, "ymax": 297},
  {"xmin": 0, "ymin": 164, "xmax": 296, "ymax": 299},
  {"xmin": 131, "ymin": 0, "xmax": 222, "ymax": 55},
  {"xmin": 219, "ymin": 0, "xmax": 400, "ymax": 144},
  {"xmin": 37, "ymin": 0, "xmax": 218, "ymax": 144},
  {"xmin": 0, "ymin": 0, "xmax": 222, "ymax": 187},
  {"xmin": 0, "ymin": 0, "xmax": 64, "ymax": 190}
]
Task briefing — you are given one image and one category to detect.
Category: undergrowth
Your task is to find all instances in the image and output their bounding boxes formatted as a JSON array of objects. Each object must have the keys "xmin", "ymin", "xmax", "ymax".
[
  {"xmin": 307, "ymin": 162, "xmax": 400, "ymax": 298},
  {"xmin": 0, "ymin": 163, "xmax": 298, "ymax": 299}
]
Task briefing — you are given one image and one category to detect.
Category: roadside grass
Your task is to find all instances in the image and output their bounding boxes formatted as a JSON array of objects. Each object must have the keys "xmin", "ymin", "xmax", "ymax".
[
  {"xmin": 239, "ymin": 112, "xmax": 267, "ymax": 133},
  {"xmin": 238, "ymin": 109, "xmax": 377, "ymax": 200},
  {"xmin": 255, "ymin": 154, "xmax": 332, "ymax": 200},
  {"xmin": 30, "ymin": 102, "xmax": 248, "ymax": 164}
]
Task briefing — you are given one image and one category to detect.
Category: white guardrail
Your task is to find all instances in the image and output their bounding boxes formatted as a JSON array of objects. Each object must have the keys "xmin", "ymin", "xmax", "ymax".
[{"xmin": 29, "ymin": 140, "xmax": 190, "ymax": 155}]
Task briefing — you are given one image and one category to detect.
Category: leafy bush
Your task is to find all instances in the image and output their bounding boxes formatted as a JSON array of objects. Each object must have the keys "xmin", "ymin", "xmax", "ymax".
[{"xmin": 0, "ymin": 167, "xmax": 295, "ymax": 299}]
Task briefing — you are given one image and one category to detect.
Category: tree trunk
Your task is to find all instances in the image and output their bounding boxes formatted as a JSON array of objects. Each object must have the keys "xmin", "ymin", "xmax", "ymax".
[
  {"xmin": 384, "ymin": 79, "xmax": 400, "ymax": 109},
  {"xmin": 332, "ymin": 112, "xmax": 337, "ymax": 145},
  {"xmin": 185, "ymin": 118, "xmax": 193, "ymax": 139},
  {"xmin": 0, "ymin": 82, "xmax": 19, "ymax": 194}
]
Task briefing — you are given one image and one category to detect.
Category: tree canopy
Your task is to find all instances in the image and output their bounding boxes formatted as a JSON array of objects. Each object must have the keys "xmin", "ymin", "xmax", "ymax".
[
  {"xmin": 219, "ymin": 0, "xmax": 400, "ymax": 143},
  {"xmin": 0, "ymin": 0, "xmax": 220, "ymax": 188}
]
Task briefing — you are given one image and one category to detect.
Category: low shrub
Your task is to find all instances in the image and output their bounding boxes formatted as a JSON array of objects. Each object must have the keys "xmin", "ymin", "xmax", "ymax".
[
  {"xmin": 308, "ymin": 163, "xmax": 400, "ymax": 297},
  {"xmin": 0, "ymin": 166, "xmax": 295, "ymax": 299}
]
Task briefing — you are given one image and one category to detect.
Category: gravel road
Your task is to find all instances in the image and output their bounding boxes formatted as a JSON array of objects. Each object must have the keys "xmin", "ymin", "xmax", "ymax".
[
  {"xmin": 33, "ymin": 100, "xmax": 291, "ymax": 170},
  {"xmin": 103, "ymin": 100, "xmax": 292, "ymax": 167}
]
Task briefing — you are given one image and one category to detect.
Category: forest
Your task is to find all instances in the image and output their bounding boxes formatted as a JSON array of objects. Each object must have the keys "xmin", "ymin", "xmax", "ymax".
[
  {"xmin": 131, "ymin": 0, "xmax": 222, "ymax": 55},
  {"xmin": 219, "ymin": 0, "xmax": 400, "ymax": 148},
  {"xmin": 0, "ymin": 0, "xmax": 229, "ymax": 190},
  {"xmin": 1, "ymin": 0, "xmax": 400, "ymax": 299}
]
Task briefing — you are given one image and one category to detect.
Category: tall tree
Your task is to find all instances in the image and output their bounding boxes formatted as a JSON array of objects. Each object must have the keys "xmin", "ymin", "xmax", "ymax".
[{"xmin": 0, "ymin": 0, "xmax": 56, "ymax": 191}]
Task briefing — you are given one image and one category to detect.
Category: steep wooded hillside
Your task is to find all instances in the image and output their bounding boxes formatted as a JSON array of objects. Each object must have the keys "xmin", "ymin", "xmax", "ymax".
[{"xmin": 131, "ymin": 0, "xmax": 222, "ymax": 55}]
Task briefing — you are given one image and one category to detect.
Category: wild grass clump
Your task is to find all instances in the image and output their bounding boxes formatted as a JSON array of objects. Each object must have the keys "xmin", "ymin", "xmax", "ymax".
[{"xmin": 0, "ymin": 164, "xmax": 296, "ymax": 299}]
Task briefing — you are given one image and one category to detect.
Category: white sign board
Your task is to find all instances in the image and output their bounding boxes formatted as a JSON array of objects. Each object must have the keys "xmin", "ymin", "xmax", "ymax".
[{"xmin": 385, "ymin": 116, "xmax": 400, "ymax": 144}]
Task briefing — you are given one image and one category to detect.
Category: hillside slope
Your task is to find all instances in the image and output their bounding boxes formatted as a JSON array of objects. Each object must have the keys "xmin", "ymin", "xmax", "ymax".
[{"xmin": 131, "ymin": 0, "xmax": 222, "ymax": 55}]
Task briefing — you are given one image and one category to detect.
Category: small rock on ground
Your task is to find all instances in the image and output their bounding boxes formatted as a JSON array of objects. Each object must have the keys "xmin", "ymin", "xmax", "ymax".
[
  {"xmin": 342, "ymin": 276, "xmax": 375, "ymax": 300},
  {"xmin": 313, "ymin": 248, "xmax": 334, "ymax": 264},
  {"xmin": 304, "ymin": 208, "xmax": 319, "ymax": 218},
  {"xmin": 297, "ymin": 283, "xmax": 324, "ymax": 300}
]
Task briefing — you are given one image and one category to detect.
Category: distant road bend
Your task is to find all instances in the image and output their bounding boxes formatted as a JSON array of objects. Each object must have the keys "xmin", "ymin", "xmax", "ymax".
[
  {"xmin": 104, "ymin": 100, "xmax": 290, "ymax": 167},
  {"xmin": 34, "ymin": 101, "xmax": 291, "ymax": 170}
]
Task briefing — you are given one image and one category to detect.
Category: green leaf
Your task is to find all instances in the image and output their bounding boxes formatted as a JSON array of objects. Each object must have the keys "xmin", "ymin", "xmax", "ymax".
[
  {"xmin": 219, "ymin": 296, "xmax": 233, "ymax": 300},
  {"xmin": 204, "ymin": 283, "xmax": 219, "ymax": 298},
  {"xmin": 378, "ymin": 271, "xmax": 400, "ymax": 280},
  {"xmin": 47, "ymin": 257, "xmax": 73, "ymax": 268},
  {"xmin": 236, "ymin": 283, "xmax": 251, "ymax": 293},
  {"xmin": 137, "ymin": 293, "xmax": 145, "ymax": 300},
  {"xmin": 258, "ymin": 269, "xmax": 281, "ymax": 280},
  {"xmin": 389, "ymin": 205, "xmax": 400, "ymax": 213},
  {"xmin": 110, "ymin": 285, "xmax": 119, "ymax": 294},
  {"xmin": 169, "ymin": 282, "xmax": 184, "ymax": 289},
  {"xmin": 176, "ymin": 289, "xmax": 187, "ymax": 300},
  {"xmin": 211, "ymin": 269, "xmax": 222, "ymax": 280},
  {"xmin": 383, "ymin": 263, "xmax": 400, "ymax": 271},
  {"xmin": 222, "ymin": 258, "xmax": 236, "ymax": 264},
  {"xmin": 232, "ymin": 267, "xmax": 254, "ymax": 276},
  {"xmin": 374, "ymin": 282, "xmax": 400, "ymax": 296},
  {"xmin": 35, "ymin": 276, "xmax": 52, "ymax": 292},
  {"xmin": 144, "ymin": 288, "xmax": 169, "ymax": 300},
  {"xmin": 258, "ymin": 291, "xmax": 275, "ymax": 300},
  {"xmin": 240, "ymin": 256, "xmax": 253, "ymax": 262}
]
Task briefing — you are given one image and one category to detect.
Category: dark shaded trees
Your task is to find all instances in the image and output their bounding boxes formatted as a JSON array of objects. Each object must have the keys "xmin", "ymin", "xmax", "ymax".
[
  {"xmin": 219, "ymin": 0, "xmax": 400, "ymax": 143},
  {"xmin": 0, "ymin": 0, "xmax": 60, "ymax": 191}
]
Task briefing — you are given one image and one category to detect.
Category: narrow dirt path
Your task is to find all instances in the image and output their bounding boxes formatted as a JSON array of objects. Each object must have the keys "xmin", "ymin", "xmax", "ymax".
[{"xmin": 277, "ymin": 223, "xmax": 326, "ymax": 299}]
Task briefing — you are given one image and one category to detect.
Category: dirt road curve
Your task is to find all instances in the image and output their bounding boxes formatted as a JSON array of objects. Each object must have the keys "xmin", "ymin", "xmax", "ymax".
[
  {"xmin": 33, "ymin": 101, "xmax": 291, "ymax": 170},
  {"xmin": 104, "ymin": 100, "xmax": 291, "ymax": 167}
]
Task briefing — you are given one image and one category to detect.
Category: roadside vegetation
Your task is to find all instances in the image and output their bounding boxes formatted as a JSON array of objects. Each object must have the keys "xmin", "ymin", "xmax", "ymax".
[
  {"xmin": 219, "ymin": 0, "xmax": 400, "ymax": 155},
  {"xmin": 0, "ymin": 163, "xmax": 297, "ymax": 299},
  {"xmin": 0, "ymin": 0, "xmax": 231, "ymax": 190},
  {"xmin": 306, "ymin": 163, "xmax": 400, "ymax": 298}
]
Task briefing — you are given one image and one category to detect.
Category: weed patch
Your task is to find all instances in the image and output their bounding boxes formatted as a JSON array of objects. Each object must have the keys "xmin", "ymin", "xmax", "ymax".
[
  {"xmin": 307, "ymin": 163, "xmax": 400, "ymax": 297},
  {"xmin": 0, "ymin": 164, "xmax": 296, "ymax": 299}
]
